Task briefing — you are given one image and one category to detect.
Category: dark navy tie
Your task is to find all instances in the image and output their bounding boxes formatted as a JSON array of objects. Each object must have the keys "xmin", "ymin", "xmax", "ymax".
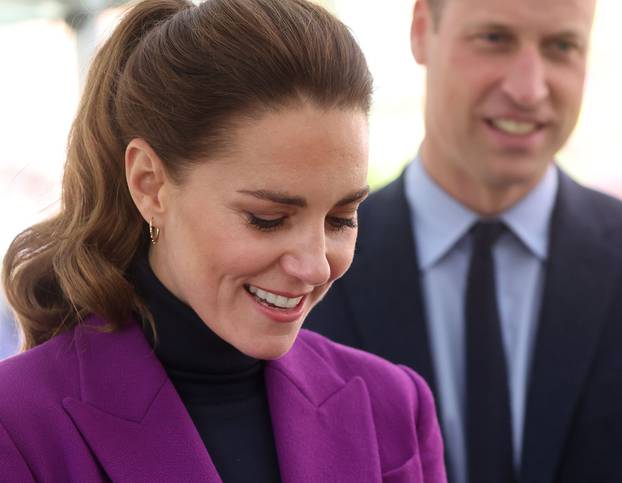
[{"xmin": 466, "ymin": 221, "xmax": 516, "ymax": 483}]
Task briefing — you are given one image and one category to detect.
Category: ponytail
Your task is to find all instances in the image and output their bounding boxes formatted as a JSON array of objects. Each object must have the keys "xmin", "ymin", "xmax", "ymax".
[{"xmin": 2, "ymin": 0, "xmax": 192, "ymax": 349}]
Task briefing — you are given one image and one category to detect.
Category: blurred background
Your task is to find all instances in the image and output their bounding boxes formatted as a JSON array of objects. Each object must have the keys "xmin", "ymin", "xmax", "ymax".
[{"xmin": 1, "ymin": 0, "xmax": 621, "ymax": 357}]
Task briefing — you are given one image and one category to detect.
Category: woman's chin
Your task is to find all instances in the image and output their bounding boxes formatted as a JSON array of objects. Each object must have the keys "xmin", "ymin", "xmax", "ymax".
[{"xmin": 237, "ymin": 331, "xmax": 301, "ymax": 361}]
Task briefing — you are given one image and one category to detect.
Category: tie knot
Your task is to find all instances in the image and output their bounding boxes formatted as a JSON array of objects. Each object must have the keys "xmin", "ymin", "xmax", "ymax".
[{"xmin": 470, "ymin": 220, "xmax": 505, "ymax": 249}]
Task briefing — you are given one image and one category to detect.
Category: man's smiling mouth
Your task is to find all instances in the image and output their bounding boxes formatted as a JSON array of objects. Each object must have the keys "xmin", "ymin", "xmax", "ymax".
[{"xmin": 487, "ymin": 117, "xmax": 543, "ymax": 136}]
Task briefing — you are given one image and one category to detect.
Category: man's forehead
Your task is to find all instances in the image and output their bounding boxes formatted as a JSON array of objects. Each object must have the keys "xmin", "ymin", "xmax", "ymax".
[
  {"xmin": 440, "ymin": 0, "xmax": 596, "ymax": 34},
  {"xmin": 445, "ymin": 0, "xmax": 595, "ymax": 7}
]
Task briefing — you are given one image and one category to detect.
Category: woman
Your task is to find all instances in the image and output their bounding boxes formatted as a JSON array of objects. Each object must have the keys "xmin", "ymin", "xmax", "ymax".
[{"xmin": 0, "ymin": 0, "xmax": 446, "ymax": 481}]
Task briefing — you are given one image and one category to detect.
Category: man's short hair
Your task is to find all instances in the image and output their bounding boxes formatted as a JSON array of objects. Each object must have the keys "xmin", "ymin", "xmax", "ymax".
[{"xmin": 427, "ymin": 0, "xmax": 445, "ymax": 28}]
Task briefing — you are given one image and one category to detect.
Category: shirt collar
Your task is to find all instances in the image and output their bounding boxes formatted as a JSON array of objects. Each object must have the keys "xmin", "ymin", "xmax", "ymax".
[
  {"xmin": 404, "ymin": 156, "xmax": 558, "ymax": 270},
  {"xmin": 404, "ymin": 157, "xmax": 477, "ymax": 270},
  {"xmin": 499, "ymin": 165, "xmax": 558, "ymax": 260}
]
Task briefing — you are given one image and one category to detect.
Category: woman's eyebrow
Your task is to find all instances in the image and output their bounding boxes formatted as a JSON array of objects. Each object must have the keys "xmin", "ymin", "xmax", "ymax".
[
  {"xmin": 237, "ymin": 189, "xmax": 307, "ymax": 207},
  {"xmin": 336, "ymin": 187, "xmax": 369, "ymax": 207},
  {"xmin": 237, "ymin": 186, "xmax": 369, "ymax": 208}
]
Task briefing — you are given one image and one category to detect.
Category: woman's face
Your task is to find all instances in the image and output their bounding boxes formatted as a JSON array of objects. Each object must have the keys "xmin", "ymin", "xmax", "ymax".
[{"xmin": 150, "ymin": 103, "xmax": 369, "ymax": 359}]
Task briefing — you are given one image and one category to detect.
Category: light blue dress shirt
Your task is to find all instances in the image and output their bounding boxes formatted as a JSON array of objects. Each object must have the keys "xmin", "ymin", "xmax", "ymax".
[
  {"xmin": 404, "ymin": 158, "xmax": 558, "ymax": 483},
  {"xmin": 0, "ymin": 300, "xmax": 18, "ymax": 360}
]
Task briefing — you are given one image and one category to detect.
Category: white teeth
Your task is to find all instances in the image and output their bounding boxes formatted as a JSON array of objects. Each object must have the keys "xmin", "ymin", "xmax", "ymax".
[
  {"xmin": 491, "ymin": 118, "xmax": 538, "ymax": 135},
  {"xmin": 247, "ymin": 285, "xmax": 303, "ymax": 309}
]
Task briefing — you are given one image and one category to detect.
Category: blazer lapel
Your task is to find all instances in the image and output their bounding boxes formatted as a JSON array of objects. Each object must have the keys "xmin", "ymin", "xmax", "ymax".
[
  {"xmin": 265, "ymin": 334, "xmax": 383, "ymax": 482},
  {"xmin": 63, "ymin": 319, "xmax": 221, "ymax": 483},
  {"xmin": 520, "ymin": 172, "xmax": 622, "ymax": 483},
  {"xmin": 342, "ymin": 173, "xmax": 436, "ymax": 393}
]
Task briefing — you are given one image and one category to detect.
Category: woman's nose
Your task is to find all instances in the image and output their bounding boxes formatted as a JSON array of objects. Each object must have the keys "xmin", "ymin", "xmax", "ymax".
[{"xmin": 280, "ymin": 230, "xmax": 332, "ymax": 287}]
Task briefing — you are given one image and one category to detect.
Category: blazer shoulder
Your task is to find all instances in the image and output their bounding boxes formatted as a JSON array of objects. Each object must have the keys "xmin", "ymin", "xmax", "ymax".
[
  {"xmin": 359, "ymin": 174, "xmax": 408, "ymax": 222},
  {"xmin": 296, "ymin": 329, "xmax": 435, "ymax": 409},
  {"xmin": 294, "ymin": 330, "xmax": 446, "ymax": 480},
  {"xmin": 353, "ymin": 171, "xmax": 414, "ymax": 263},
  {"xmin": 0, "ymin": 328, "xmax": 80, "ymax": 425},
  {"xmin": 559, "ymin": 171, "xmax": 622, "ymax": 233}
]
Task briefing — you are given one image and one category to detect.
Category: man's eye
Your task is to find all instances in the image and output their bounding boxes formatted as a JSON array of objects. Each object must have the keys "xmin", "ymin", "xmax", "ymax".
[
  {"xmin": 549, "ymin": 39, "xmax": 577, "ymax": 53},
  {"xmin": 247, "ymin": 214, "xmax": 285, "ymax": 232},
  {"xmin": 327, "ymin": 216, "xmax": 357, "ymax": 232},
  {"xmin": 482, "ymin": 32, "xmax": 509, "ymax": 44}
]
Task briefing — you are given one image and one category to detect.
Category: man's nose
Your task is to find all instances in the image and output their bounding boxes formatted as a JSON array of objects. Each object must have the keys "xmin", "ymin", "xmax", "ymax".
[{"xmin": 501, "ymin": 45, "xmax": 550, "ymax": 109}]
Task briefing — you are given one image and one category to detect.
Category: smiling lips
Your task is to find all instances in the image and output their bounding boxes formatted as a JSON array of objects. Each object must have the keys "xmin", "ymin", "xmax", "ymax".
[
  {"xmin": 490, "ymin": 117, "xmax": 542, "ymax": 135},
  {"xmin": 247, "ymin": 285, "xmax": 304, "ymax": 310}
]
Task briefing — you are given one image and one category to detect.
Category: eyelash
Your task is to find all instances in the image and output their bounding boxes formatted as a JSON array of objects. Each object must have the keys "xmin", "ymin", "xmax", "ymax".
[
  {"xmin": 328, "ymin": 216, "xmax": 358, "ymax": 231},
  {"xmin": 246, "ymin": 214, "xmax": 357, "ymax": 232}
]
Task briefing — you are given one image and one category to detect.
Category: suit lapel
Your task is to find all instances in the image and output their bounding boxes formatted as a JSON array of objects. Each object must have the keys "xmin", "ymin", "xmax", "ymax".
[
  {"xmin": 63, "ymin": 319, "xmax": 220, "ymax": 482},
  {"xmin": 520, "ymin": 172, "xmax": 622, "ymax": 483},
  {"xmin": 265, "ymin": 333, "xmax": 383, "ymax": 482},
  {"xmin": 342, "ymin": 174, "xmax": 436, "ymax": 392}
]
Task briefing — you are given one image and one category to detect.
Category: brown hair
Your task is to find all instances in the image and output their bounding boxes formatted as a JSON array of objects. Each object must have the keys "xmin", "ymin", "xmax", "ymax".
[
  {"xmin": 2, "ymin": 0, "xmax": 372, "ymax": 349},
  {"xmin": 425, "ymin": 0, "xmax": 445, "ymax": 28}
]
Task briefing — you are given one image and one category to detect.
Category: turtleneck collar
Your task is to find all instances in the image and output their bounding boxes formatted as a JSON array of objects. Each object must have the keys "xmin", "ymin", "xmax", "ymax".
[
  {"xmin": 129, "ymin": 250, "xmax": 282, "ymax": 483},
  {"xmin": 130, "ymin": 248, "xmax": 261, "ymax": 380}
]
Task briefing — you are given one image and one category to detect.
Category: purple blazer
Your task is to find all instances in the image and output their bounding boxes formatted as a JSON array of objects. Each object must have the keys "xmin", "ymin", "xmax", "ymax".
[{"xmin": 0, "ymin": 317, "xmax": 446, "ymax": 482}]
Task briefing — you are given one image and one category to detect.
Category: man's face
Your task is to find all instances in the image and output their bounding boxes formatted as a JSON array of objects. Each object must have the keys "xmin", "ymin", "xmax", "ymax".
[{"xmin": 412, "ymin": 0, "xmax": 596, "ymax": 197}]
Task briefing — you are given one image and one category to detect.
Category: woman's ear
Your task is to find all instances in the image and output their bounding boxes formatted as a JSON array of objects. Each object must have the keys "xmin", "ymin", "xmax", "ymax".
[
  {"xmin": 411, "ymin": 0, "xmax": 431, "ymax": 65},
  {"xmin": 125, "ymin": 138, "xmax": 169, "ymax": 223}
]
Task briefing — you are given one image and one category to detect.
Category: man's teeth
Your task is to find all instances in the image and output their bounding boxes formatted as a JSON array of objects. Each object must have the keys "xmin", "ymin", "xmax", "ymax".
[
  {"xmin": 248, "ymin": 286, "xmax": 303, "ymax": 309},
  {"xmin": 491, "ymin": 118, "xmax": 538, "ymax": 135}
]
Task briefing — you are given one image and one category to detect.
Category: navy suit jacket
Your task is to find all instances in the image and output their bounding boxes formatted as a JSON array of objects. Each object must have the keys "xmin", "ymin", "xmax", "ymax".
[{"xmin": 306, "ymin": 167, "xmax": 622, "ymax": 483}]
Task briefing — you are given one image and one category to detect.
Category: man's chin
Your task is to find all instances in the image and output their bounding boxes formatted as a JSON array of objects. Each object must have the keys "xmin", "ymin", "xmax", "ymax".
[{"xmin": 485, "ymin": 155, "xmax": 552, "ymax": 189}]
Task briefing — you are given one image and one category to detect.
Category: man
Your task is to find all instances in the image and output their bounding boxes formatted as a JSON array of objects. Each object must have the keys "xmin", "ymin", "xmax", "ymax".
[
  {"xmin": 0, "ymin": 300, "xmax": 17, "ymax": 360},
  {"xmin": 306, "ymin": 1, "xmax": 622, "ymax": 482}
]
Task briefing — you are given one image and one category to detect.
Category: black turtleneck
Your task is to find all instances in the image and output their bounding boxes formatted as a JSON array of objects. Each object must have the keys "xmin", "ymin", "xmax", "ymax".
[{"xmin": 131, "ymin": 252, "xmax": 282, "ymax": 483}]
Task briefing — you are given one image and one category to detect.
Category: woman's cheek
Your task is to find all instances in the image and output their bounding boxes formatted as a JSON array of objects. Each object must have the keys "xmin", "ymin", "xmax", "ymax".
[{"xmin": 328, "ymin": 236, "xmax": 357, "ymax": 281}]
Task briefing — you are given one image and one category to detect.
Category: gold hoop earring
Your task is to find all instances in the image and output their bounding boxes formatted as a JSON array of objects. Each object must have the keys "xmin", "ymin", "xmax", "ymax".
[{"xmin": 149, "ymin": 218, "xmax": 160, "ymax": 245}]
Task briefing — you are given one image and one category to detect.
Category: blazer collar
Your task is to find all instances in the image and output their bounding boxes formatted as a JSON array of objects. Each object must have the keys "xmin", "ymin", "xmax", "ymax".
[
  {"xmin": 266, "ymin": 331, "xmax": 382, "ymax": 482},
  {"xmin": 520, "ymin": 170, "xmax": 622, "ymax": 483},
  {"xmin": 63, "ymin": 318, "xmax": 221, "ymax": 482},
  {"xmin": 63, "ymin": 320, "xmax": 382, "ymax": 482}
]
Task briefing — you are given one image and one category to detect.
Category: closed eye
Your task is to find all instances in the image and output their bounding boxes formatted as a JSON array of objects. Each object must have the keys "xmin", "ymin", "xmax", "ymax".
[
  {"xmin": 246, "ymin": 213, "xmax": 359, "ymax": 233},
  {"xmin": 327, "ymin": 216, "xmax": 357, "ymax": 232},
  {"xmin": 246, "ymin": 213, "xmax": 285, "ymax": 232}
]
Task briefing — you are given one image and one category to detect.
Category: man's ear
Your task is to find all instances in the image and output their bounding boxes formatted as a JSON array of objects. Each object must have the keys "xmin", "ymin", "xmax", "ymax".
[
  {"xmin": 125, "ymin": 138, "xmax": 169, "ymax": 223},
  {"xmin": 411, "ymin": 0, "xmax": 431, "ymax": 65}
]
